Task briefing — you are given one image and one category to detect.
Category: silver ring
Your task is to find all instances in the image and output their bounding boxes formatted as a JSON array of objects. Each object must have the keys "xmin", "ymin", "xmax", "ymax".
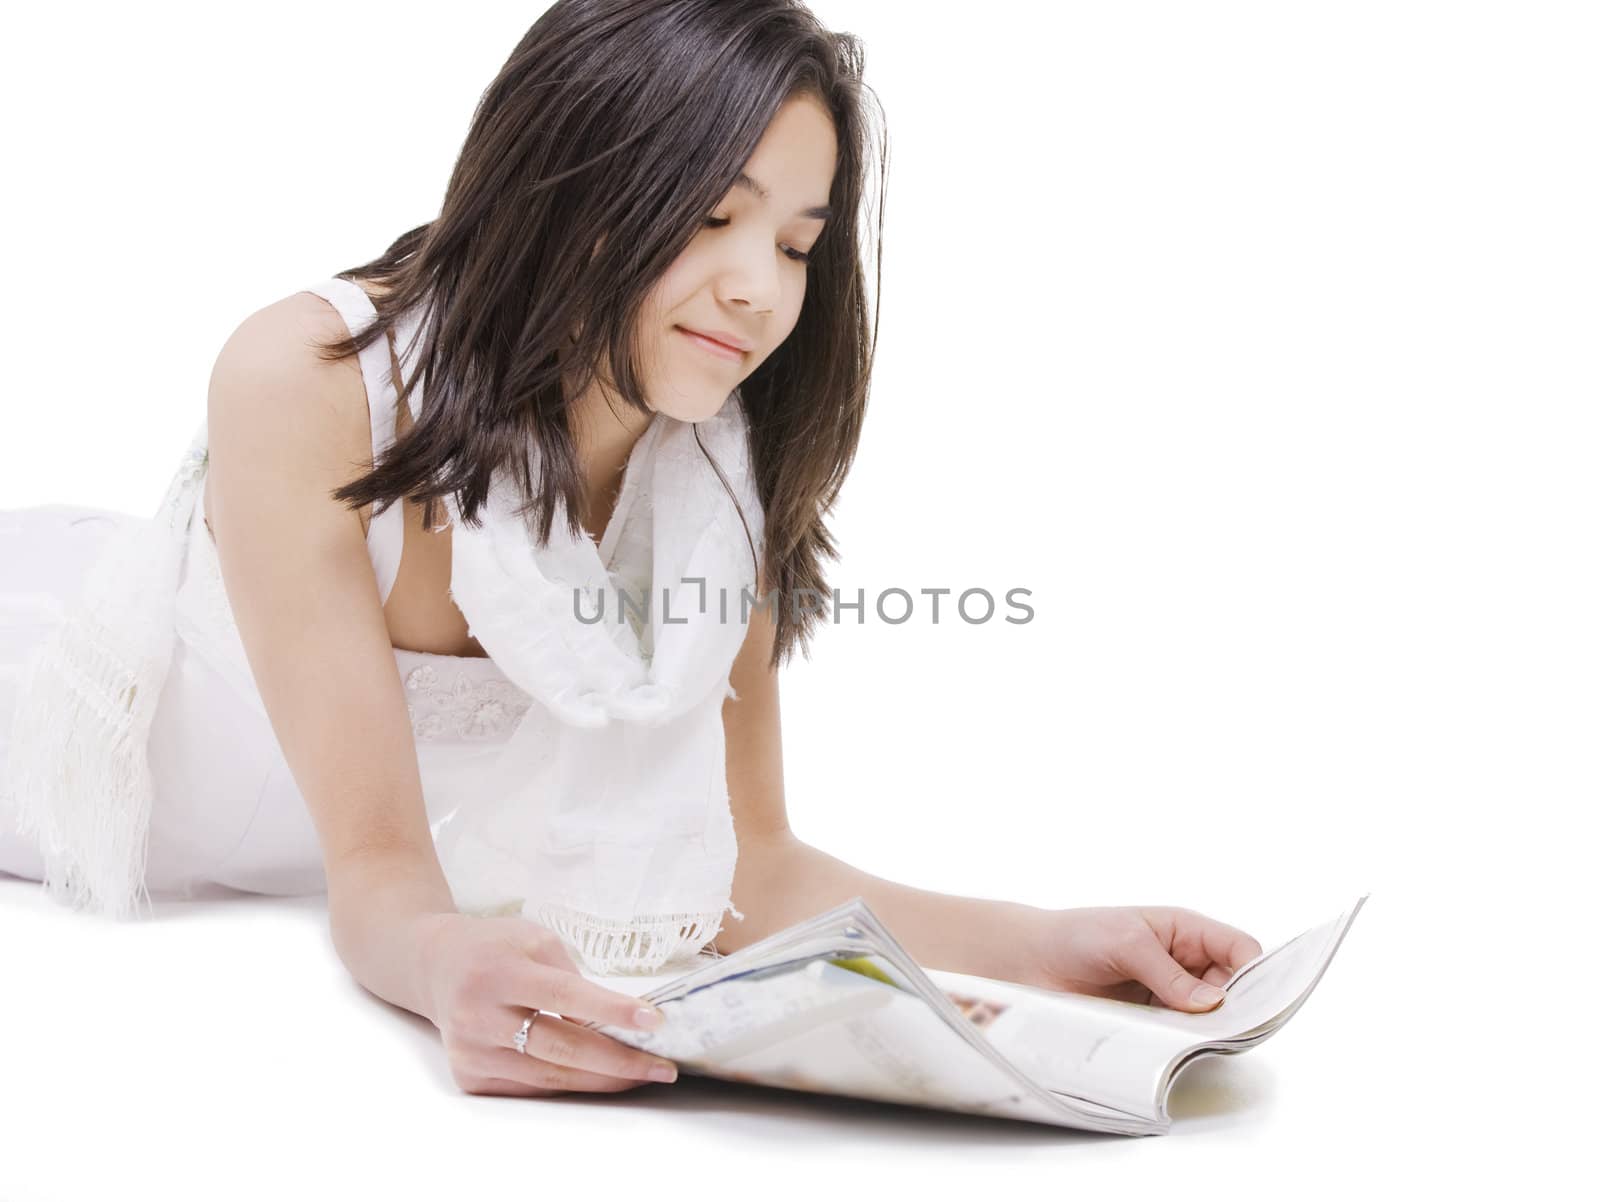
[{"xmin": 513, "ymin": 1010, "xmax": 543, "ymax": 1055}]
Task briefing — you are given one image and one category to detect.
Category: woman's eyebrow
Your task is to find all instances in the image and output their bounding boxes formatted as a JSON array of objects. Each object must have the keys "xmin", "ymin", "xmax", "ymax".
[{"xmin": 735, "ymin": 170, "xmax": 832, "ymax": 221}]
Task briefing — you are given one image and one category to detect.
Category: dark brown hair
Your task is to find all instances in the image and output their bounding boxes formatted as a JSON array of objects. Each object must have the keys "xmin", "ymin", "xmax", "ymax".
[{"xmin": 318, "ymin": 0, "xmax": 885, "ymax": 670}]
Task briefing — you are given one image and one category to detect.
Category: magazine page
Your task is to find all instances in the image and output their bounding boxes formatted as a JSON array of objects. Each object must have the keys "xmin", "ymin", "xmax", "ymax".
[
  {"xmin": 1127, "ymin": 894, "xmax": 1368, "ymax": 1045},
  {"xmin": 920, "ymin": 895, "xmax": 1369, "ymax": 1123},
  {"xmin": 583, "ymin": 899, "xmax": 1161, "ymax": 1134},
  {"xmin": 921, "ymin": 967, "xmax": 1203, "ymax": 1122},
  {"xmin": 595, "ymin": 947, "xmax": 1144, "ymax": 1131}
]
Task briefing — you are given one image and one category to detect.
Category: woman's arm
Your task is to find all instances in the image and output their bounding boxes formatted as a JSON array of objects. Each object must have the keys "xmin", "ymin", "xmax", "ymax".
[
  {"xmin": 212, "ymin": 315, "xmax": 686, "ymax": 1091},
  {"xmin": 716, "ymin": 602, "xmax": 1047, "ymax": 981},
  {"xmin": 206, "ymin": 295, "xmax": 454, "ymax": 1021},
  {"xmin": 727, "ymin": 832, "xmax": 1050, "ymax": 983},
  {"xmin": 716, "ymin": 604, "xmax": 1263, "ymax": 1008}
]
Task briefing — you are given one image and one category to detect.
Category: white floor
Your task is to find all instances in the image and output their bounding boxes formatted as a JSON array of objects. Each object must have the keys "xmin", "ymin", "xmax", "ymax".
[
  {"xmin": 2, "ymin": 3, "xmax": 1590, "ymax": 1196},
  {"xmin": 0, "ymin": 874, "xmax": 1558, "ymax": 1202}
]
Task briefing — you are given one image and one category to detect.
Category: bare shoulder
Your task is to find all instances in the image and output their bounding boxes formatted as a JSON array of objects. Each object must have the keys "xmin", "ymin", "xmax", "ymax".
[
  {"xmin": 206, "ymin": 289, "xmax": 372, "ymax": 494},
  {"xmin": 206, "ymin": 289, "xmax": 377, "ymax": 539}
]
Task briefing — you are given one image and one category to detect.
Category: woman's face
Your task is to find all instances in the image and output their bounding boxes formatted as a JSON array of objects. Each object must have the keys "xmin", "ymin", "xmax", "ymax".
[{"xmin": 637, "ymin": 92, "xmax": 838, "ymax": 423}]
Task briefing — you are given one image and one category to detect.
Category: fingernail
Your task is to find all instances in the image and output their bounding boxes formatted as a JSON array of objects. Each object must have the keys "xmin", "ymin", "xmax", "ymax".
[
  {"xmin": 1190, "ymin": 984, "xmax": 1225, "ymax": 1008},
  {"xmin": 648, "ymin": 1062, "xmax": 678, "ymax": 1083},
  {"xmin": 634, "ymin": 1005, "xmax": 664, "ymax": 1030}
]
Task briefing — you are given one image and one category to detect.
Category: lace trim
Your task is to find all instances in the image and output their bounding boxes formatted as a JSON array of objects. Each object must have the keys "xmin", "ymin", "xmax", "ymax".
[
  {"xmin": 532, "ymin": 899, "xmax": 745, "ymax": 975},
  {"xmin": 402, "ymin": 662, "xmax": 534, "ymax": 742}
]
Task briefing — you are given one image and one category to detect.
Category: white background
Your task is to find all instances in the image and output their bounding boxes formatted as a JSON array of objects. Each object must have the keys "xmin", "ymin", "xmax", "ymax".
[{"xmin": 2, "ymin": 1, "xmax": 1594, "ymax": 1198}]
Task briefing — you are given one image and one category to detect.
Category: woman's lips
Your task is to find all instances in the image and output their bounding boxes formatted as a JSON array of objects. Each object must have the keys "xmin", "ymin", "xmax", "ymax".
[{"xmin": 677, "ymin": 326, "xmax": 746, "ymax": 361}]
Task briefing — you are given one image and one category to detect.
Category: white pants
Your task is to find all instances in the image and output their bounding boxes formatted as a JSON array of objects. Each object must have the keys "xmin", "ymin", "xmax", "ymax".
[{"xmin": 0, "ymin": 504, "xmax": 327, "ymax": 901}]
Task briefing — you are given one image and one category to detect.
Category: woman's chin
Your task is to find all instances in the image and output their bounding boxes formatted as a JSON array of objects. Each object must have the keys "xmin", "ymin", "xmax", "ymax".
[{"xmin": 655, "ymin": 391, "xmax": 733, "ymax": 424}]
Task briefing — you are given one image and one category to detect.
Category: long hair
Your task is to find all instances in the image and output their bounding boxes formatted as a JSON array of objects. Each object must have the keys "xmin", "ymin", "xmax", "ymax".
[{"xmin": 319, "ymin": 0, "xmax": 885, "ymax": 670}]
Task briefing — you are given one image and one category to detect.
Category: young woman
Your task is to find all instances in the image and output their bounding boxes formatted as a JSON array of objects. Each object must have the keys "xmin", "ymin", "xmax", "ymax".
[{"xmin": 0, "ymin": 0, "xmax": 1261, "ymax": 1100}]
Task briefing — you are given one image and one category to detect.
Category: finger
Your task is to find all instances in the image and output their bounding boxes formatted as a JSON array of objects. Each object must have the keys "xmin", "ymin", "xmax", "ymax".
[
  {"xmin": 1144, "ymin": 907, "xmax": 1258, "ymax": 977},
  {"xmin": 1201, "ymin": 963, "xmax": 1232, "ymax": 989},
  {"xmin": 1187, "ymin": 915, "xmax": 1264, "ymax": 974},
  {"xmin": 480, "ymin": 1046, "xmax": 657, "ymax": 1095},
  {"xmin": 1114, "ymin": 929, "xmax": 1228, "ymax": 1011},
  {"xmin": 502, "ymin": 958, "xmax": 666, "ymax": 1032},
  {"xmin": 465, "ymin": 1077, "xmax": 560, "ymax": 1098},
  {"xmin": 503, "ymin": 1011, "xmax": 679, "ymax": 1083},
  {"xmin": 1174, "ymin": 944, "xmax": 1223, "ymax": 977}
]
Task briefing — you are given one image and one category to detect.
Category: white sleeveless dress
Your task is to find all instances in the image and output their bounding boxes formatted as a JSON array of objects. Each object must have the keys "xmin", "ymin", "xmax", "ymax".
[
  {"xmin": 1, "ymin": 276, "xmax": 759, "ymax": 977},
  {"xmin": 0, "ymin": 278, "xmax": 537, "ymax": 898}
]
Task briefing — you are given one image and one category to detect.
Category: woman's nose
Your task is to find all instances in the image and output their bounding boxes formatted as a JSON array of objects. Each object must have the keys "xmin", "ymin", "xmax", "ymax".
[{"xmin": 715, "ymin": 242, "xmax": 780, "ymax": 315}]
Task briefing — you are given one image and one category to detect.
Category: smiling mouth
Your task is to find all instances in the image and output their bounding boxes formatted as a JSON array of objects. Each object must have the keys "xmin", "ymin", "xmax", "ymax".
[{"xmin": 677, "ymin": 326, "xmax": 746, "ymax": 361}]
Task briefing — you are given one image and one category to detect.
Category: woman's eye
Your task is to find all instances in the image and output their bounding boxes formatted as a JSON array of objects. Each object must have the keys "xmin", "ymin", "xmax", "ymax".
[{"xmin": 701, "ymin": 216, "xmax": 812, "ymax": 265}]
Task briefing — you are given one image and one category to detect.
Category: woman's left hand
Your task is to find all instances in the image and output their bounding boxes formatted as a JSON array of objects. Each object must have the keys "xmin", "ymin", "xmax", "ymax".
[{"xmin": 1021, "ymin": 905, "xmax": 1265, "ymax": 1012}]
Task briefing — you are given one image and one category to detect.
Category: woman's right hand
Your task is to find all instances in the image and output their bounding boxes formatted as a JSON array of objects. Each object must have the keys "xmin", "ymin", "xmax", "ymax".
[{"xmin": 413, "ymin": 912, "xmax": 681, "ymax": 1097}]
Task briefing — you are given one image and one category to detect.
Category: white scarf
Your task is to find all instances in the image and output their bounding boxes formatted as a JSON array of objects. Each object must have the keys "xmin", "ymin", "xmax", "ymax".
[
  {"xmin": 3, "ymin": 282, "xmax": 766, "ymax": 975},
  {"xmin": 1, "ymin": 431, "xmax": 207, "ymax": 919},
  {"xmin": 424, "ymin": 332, "xmax": 766, "ymax": 971}
]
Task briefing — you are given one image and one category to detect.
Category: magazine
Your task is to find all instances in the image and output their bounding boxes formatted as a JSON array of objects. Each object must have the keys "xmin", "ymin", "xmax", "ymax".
[{"xmin": 578, "ymin": 893, "xmax": 1369, "ymax": 1134}]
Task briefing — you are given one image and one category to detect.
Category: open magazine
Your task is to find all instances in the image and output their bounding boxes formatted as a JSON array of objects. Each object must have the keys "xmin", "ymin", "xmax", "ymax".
[{"xmin": 579, "ymin": 893, "xmax": 1369, "ymax": 1135}]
